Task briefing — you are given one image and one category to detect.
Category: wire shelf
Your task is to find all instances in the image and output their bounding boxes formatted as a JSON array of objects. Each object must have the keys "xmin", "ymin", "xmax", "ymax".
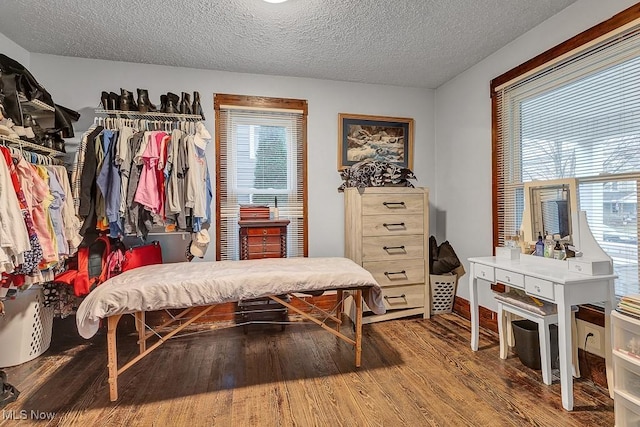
[
  {"xmin": 95, "ymin": 109, "xmax": 203, "ymax": 121},
  {"xmin": 0, "ymin": 135, "xmax": 66, "ymax": 158},
  {"xmin": 17, "ymin": 93, "xmax": 56, "ymax": 113}
]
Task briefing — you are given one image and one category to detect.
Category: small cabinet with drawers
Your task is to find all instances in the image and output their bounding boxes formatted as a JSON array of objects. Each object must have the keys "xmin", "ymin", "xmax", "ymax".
[
  {"xmin": 238, "ymin": 219, "xmax": 290, "ymax": 260},
  {"xmin": 344, "ymin": 186, "xmax": 430, "ymax": 323}
]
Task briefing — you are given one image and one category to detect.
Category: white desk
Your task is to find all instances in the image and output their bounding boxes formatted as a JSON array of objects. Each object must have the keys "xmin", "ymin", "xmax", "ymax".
[{"xmin": 468, "ymin": 255, "xmax": 616, "ymax": 411}]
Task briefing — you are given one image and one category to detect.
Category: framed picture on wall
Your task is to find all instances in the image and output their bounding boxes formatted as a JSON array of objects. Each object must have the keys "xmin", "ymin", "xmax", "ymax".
[{"xmin": 338, "ymin": 113, "xmax": 414, "ymax": 170}]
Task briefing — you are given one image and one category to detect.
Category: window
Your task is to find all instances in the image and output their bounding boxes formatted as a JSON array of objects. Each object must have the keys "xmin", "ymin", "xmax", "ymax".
[
  {"xmin": 492, "ymin": 8, "xmax": 640, "ymax": 298},
  {"xmin": 215, "ymin": 94, "xmax": 308, "ymax": 260}
]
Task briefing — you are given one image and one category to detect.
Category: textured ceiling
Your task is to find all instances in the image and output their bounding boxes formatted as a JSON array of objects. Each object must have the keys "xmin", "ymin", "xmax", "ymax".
[{"xmin": 0, "ymin": 0, "xmax": 577, "ymax": 88}]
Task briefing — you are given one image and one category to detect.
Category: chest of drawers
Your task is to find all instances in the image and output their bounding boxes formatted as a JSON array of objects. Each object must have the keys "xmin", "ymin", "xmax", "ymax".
[
  {"xmin": 238, "ymin": 219, "xmax": 290, "ymax": 260},
  {"xmin": 344, "ymin": 186, "xmax": 430, "ymax": 323}
]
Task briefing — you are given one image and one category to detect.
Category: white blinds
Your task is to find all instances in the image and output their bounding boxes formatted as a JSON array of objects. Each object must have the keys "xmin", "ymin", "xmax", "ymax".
[
  {"xmin": 217, "ymin": 105, "xmax": 306, "ymax": 260},
  {"xmin": 495, "ymin": 24, "xmax": 640, "ymax": 297}
]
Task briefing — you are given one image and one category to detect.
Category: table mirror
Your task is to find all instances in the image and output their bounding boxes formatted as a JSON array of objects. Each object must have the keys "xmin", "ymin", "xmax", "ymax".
[{"xmin": 521, "ymin": 178, "xmax": 579, "ymax": 245}]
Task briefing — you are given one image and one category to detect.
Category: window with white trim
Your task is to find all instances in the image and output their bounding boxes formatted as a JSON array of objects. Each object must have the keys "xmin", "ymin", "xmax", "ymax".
[
  {"xmin": 215, "ymin": 95, "xmax": 308, "ymax": 260},
  {"xmin": 494, "ymin": 21, "xmax": 640, "ymax": 298}
]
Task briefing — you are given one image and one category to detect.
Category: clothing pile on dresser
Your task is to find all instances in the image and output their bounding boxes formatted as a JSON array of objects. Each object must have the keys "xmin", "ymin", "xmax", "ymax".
[
  {"xmin": 338, "ymin": 158, "xmax": 416, "ymax": 192},
  {"xmin": 73, "ymin": 121, "xmax": 213, "ymax": 240},
  {"xmin": 0, "ymin": 146, "xmax": 81, "ymax": 297}
]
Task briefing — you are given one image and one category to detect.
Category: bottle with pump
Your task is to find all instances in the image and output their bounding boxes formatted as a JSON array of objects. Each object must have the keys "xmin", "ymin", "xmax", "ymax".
[{"xmin": 535, "ymin": 232, "xmax": 545, "ymax": 256}]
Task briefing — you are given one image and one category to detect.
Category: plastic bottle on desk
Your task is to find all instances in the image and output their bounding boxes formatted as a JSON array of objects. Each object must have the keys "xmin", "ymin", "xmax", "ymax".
[
  {"xmin": 535, "ymin": 232, "xmax": 545, "ymax": 256},
  {"xmin": 544, "ymin": 232, "xmax": 554, "ymax": 258}
]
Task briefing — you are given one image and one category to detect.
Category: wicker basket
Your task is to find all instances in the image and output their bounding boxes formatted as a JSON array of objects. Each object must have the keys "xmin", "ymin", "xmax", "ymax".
[{"xmin": 430, "ymin": 274, "xmax": 459, "ymax": 314}]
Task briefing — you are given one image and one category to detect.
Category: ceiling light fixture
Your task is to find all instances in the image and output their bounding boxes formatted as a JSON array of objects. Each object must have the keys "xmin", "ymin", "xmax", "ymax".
[{"xmin": 263, "ymin": 0, "xmax": 288, "ymax": 3}]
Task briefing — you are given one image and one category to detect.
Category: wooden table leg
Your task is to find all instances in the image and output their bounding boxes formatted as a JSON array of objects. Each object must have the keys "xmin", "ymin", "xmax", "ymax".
[
  {"xmin": 354, "ymin": 289, "xmax": 363, "ymax": 367},
  {"xmin": 335, "ymin": 290, "xmax": 344, "ymax": 333},
  {"xmin": 107, "ymin": 315, "xmax": 123, "ymax": 402},
  {"xmin": 135, "ymin": 312, "xmax": 146, "ymax": 354}
]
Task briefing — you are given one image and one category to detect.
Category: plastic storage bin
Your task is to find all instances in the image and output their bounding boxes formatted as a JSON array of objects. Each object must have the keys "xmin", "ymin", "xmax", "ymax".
[
  {"xmin": 429, "ymin": 274, "xmax": 458, "ymax": 314},
  {"xmin": 512, "ymin": 319, "xmax": 559, "ymax": 370},
  {"xmin": 0, "ymin": 287, "xmax": 54, "ymax": 367}
]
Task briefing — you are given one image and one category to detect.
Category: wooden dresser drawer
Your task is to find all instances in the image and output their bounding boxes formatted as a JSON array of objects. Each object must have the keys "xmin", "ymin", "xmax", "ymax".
[
  {"xmin": 361, "ymin": 193, "xmax": 424, "ymax": 216},
  {"xmin": 473, "ymin": 264, "xmax": 494, "ymax": 282},
  {"xmin": 525, "ymin": 276, "xmax": 554, "ymax": 301},
  {"xmin": 362, "ymin": 214, "xmax": 424, "ymax": 236},
  {"xmin": 363, "ymin": 259, "xmax": 425, "ymax": 286},
  {"xmin": 247, "ymin": 236, "xmax": 281, "ymax": 254},
  {"xmin": 246, "ymin": 227, "xmax": 282, "ymax": 236},
  {"xmin": 362, "ymin": 235, "xmax": 424, "ymax": 262},
  {"xmin": 377, "ymin": 283, "xmax": 425, "ymax": 311},
  {"xmin": 495, "ymin": 268, "xmax": 524, "ymax": 289}
]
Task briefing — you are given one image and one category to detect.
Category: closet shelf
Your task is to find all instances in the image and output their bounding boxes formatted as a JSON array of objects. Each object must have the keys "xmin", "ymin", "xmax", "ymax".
[
  {"xmin": 94, "ymin": 109, "xmax": 203, "ymax": 121},
  {"xmin": 17, "ymin": 93, "xmax": 56, "ymax": 113},
  {"xmin": 0, "ymin": 135, "xmax": 65, "ymax": 157}
]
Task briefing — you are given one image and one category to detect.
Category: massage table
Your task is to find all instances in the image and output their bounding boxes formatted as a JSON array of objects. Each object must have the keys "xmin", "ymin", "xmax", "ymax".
[{"xmin": 76, "ymin": 256, "xmax": 385, "ymax": 401}]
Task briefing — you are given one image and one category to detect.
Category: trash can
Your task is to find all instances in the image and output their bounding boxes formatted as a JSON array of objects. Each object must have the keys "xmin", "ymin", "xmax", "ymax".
[{"xmin": 511, "ymin": 319, "xmax": 559, "ymax": 370}]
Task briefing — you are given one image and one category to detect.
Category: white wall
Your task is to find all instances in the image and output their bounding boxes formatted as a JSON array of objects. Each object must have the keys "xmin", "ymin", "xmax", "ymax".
[
  {"xmin": 0, "ymin": 32, "xmax": 30, "ymax": 67},
  {"xmin": 434, "ymin": 0, "xmax": 639, "ymax": 311},
  {"xmin": 28, "ymin": 54, "xmax": 435, "ymax": 262}
]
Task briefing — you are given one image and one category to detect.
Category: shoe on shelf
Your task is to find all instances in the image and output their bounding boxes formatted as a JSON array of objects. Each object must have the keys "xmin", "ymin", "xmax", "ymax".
[
  {"xmin": 109, "ymin": 92, "xmax": 120, "ymax": 111},
  {"xmin": 119, "ymin": 88, "xmax": 137, "ymax": 111},
  {"xmin": 101, "ymin": 91, "xmax": 109, "ymax": 110},
  {"xmin": 160, "ymin": 94, "xmax": 167, "ymax": 113},
  {"xmin": 137, "ymin": 88, "xmax": 157, "ymax": 113},
  {"xmin": 164, "ymin": 92, "xmax": 180, "ymax": 114},
  {"xmin": 192, "ymin": 91, "xmax": 204, "ymax": 120},
  {"xmin": 180, "ymin": 92, "xmax": 192, "ymax": 115}
]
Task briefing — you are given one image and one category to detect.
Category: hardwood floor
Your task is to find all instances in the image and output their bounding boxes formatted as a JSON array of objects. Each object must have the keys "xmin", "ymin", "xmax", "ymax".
[{"xmin": 1, "ymin": 314, "xmax": 613, "ymax": 426}]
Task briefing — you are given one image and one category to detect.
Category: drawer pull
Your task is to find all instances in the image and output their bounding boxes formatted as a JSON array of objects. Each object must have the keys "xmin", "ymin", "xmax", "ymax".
[
  {"xmin": 384, "ymin": 270, "xmax": 407, "ymax": 278},
  {"xmin": 383, "ymin": 245, "xmax": 406, "ymax": 252},
  {"xmin": 505, "ymin": 275, "xmax": 510, "ymax": 281},
  {"xmin": 383, "ymin": 222, "xmax": 405, "ymax": 228},
  {"xmin": 384, "ymin": 294, "xmax": 406, "ymax": 300},
  {"xmin": 263, "ymin": 230, "xmax": 267, "ymax": 234},
  {"xmin": 575, "ymin": 265, "xmax": 582, "ymax": 271},
  {"xmin": 534, "ymin": 285, "xmax": 541, "ymax": 293},
  {"xmin": 383, "ymin": 201, "xmax": 406, "ymax": 208},
  {"xmin": 481, "ymin": 271, "xmax": 486, "ymax": 277}
]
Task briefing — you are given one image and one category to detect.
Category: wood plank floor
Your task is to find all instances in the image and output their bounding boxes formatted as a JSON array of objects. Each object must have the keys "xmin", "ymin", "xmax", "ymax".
[{"xmin": 1, "ymin": 314, "xmax": 613, "ymax": 426}]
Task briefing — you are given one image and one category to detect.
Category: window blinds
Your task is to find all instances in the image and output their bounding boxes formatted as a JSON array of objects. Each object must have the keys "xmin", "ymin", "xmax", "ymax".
[
  {"xmin": 495, "ymin": 23, "xmax": 640, "ymax": 297},
  {"xmin": 217, "ymin": 104, "xmax": 306, "ymax": 261}
]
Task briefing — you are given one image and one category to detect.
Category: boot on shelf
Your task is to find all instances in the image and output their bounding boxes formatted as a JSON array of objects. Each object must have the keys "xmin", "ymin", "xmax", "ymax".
[
  {"xmin": 180, "ymin": 92, "xmax": 192, "ymax": 114},
  {"xmin": 164, "ymin": 92, "xmax": 180, "ymax": 114},
  {"xmin": 137, "ymin": 88, "xmax": 157, "ymax": 113},
  {"xmin": 108, "ymin": 92, "xmax": 120, "ymax": 111},
  {"xmin": 101, "ymin": 91, "xmax": 109, "ymax": 110},
  {"xmin": 192, "ymin": 91, "xmax": 204, "ymax": 120},
  {"xmin": 159, "ymin": 94, "xmax": 167, "ymax": 113},
  {"xmin": 119, "ymin": 88, "xmax": 137, "ymax": 111}
]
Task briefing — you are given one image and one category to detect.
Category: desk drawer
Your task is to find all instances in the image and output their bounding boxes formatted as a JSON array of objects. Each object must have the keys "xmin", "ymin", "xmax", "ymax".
[
  {"xmin": 362, "ymin": 235, "xmax": 424, "ymax": 262},
  {"xmin": 525, "ymin": 276, "xmax": 554, "ymax": 300},
  {"xmin": 363, "ymin": 259, "xmax": 425, "ymax": 286},
  {"xmin": 474, "ymin": 264, "xmax": 494, "ymax": 282},
  {"xmin": 495, "ymin": 269, "xmax": 524, "ymax": 289},
  {"xmin": 378, "ymin": 283, "xmax": 425, "ymax": 311}
]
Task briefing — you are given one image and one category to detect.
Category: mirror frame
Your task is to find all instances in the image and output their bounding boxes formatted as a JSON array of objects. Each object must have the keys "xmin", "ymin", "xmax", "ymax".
[{"xmin": 521, "ymin": 178, "xmax": 579, "ymax": 245}]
